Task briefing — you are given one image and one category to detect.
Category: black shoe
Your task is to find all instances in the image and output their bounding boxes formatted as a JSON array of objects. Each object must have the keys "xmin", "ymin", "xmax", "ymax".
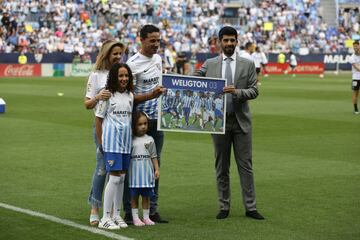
[
  {"xmin": 216, "ymin": 210, "xmax": 229, "ymax": 219},
  {"xmin": 245, "ymin": 210, "xmax": 265, "ymax": 220},
  {"xmin": 124, "ymin": 212, "xmax": 133, "ymax": 225},
  {"xmin": 149, "ymin": 212, "xmax": 169, "ymax": 223}
]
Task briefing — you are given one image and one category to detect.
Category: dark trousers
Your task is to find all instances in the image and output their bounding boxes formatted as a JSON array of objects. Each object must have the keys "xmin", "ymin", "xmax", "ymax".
[{"xmin": 211, "ymin": 113, "xmax": 256, "ymax": 211}]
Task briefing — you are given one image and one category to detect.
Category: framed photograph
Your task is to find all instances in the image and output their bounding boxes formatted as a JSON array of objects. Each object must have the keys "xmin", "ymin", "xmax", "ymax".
[{"xmin": 157, "ymin": 74, "xmax": 226, "ymax": 134}]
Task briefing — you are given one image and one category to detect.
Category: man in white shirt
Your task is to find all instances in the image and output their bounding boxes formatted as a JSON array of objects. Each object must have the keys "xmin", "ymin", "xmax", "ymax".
[
  {"xmin": 349, "ymin": 40, "xmax": 360, "ymax": 114},
  {"xmin": 127, "ymin": 24, "xmax": 168, "ymax": 223},
  {"xmin": 164, "ymin": 42, "xmax": 175, "ymax": 72},
  {"xmin": 239, "ymin": 42, "xmax": 255, "ymax": 61},
  {"xmin": 287, "ymin": 51, "xmax": 298, "ymax": 77},
  {"xmin": 252, "ymin": 46, "xmax": 268, "ymax": 85}
]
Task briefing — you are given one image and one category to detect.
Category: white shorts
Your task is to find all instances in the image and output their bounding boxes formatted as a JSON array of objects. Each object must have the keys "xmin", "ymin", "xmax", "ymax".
[
  {"xmin": 193, "ymin": 107, "xmax": 202, "ymax": 115},
  {"xmin": 203, "ymin": 110, "xmax": 214, "ymax": 121}
]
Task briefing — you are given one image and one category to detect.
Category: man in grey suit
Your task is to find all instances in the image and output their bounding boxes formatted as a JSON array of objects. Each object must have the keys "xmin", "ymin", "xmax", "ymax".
[{"xmin": 195, "ymin": 26, "xmax": 264, "ymax": 220}]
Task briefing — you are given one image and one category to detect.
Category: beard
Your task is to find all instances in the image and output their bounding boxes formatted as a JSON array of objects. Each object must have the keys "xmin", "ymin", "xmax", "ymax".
[{"xmin": 223, "ymin": 46, "xmax": 235, "ymax": 56}]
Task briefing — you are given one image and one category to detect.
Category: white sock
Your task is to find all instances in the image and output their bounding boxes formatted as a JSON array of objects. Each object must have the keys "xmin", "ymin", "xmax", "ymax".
[
  {"xmin": 102, "ymin": 175, "xmax": 120, "ymax": 220},
  {"xmin": 162, "ymin": 117, "xmax": 167, "ymax": 127},
  {"xmin": 112, "ymin": 174, "xmax": 125, "ymax": 218},
  {"xmin": 143, "ymin": 209, "xmax": 150, "ymax": 220},
  {"xmin": 132, "ymin": 208, "xmax": 140, "ymax": 221}
]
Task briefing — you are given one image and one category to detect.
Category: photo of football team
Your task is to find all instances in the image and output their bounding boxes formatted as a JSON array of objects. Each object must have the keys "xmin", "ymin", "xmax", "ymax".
[{"xmin": 159, "ymin": 89, "xmax": 225, "ymax": 133}]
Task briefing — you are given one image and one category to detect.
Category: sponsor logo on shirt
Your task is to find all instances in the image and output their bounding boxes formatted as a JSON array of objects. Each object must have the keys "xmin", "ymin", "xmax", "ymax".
[
  {"xmin": 143, "ymin": 76, "xmax": 159, "ymax": 84},
  {"xmin": 112, "ymin": 110, "xmax": 131, "ymax": 115},
  {"xmin": 132, "ymin": 154, "xmax": 150, "ymax": 160}
]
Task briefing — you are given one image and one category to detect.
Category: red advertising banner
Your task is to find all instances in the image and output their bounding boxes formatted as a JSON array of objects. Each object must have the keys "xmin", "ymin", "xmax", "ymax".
[
  {"xmin": 263, "ymin": 63, "xmax": 324, "ymax": 75},
  {"xmin": 293, "ymin": 63, "xmax": 325, "ymax": 74},
  {"xmin": 0, "ymin": 64, "xmax": 41, "ymax": 77}
]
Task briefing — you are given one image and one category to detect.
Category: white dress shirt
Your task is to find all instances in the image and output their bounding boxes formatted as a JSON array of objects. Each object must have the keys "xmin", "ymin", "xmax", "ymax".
[{"xmin": 222, "ymin": 52, "xmax": 236, "ymax": 85}]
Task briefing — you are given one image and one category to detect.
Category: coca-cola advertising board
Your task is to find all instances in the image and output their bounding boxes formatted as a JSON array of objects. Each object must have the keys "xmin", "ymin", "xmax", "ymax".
[{"xmin": 0, "ymin": 64, "xmax": 41, "ymax": 77}]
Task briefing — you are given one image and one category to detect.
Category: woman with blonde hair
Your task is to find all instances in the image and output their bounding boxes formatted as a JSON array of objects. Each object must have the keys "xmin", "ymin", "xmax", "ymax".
[{"xmin": 84, "ymin": 39, "xmax": 124, "ymax": 226}]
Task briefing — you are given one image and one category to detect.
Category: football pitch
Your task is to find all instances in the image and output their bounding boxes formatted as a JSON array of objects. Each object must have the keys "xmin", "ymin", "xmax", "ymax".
[{"xmin": 0, "ymin": 74, "xmax": 359, "ymax": 240}]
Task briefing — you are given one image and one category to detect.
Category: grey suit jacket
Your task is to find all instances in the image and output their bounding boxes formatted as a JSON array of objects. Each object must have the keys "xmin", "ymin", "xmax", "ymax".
[{"xmin": 194, "ymin": 54, "xmax": 258, "ymax": 133}]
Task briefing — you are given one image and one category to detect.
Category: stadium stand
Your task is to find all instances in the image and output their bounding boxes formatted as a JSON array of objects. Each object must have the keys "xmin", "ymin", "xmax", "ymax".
[{"xmin": 0, "ymin": 0, "xmax": 359, "ymax": 60}]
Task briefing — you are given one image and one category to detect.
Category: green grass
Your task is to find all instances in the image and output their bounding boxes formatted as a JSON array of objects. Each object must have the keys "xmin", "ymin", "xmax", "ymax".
[{"xmin": 0, "ymin": 74, "xmax": 359, "ymax": 240}]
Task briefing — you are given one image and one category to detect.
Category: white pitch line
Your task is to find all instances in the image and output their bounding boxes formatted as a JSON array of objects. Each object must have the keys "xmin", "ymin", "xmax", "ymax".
[{"xmin": 0, "ymin": 202, "xmax": 134, "ymax": 240}]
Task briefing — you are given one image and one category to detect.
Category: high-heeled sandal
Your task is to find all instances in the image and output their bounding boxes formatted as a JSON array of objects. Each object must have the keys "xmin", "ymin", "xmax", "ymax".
[{"xmin": 89, "ymin": 214, "xmax": 100, "ymax": 226}]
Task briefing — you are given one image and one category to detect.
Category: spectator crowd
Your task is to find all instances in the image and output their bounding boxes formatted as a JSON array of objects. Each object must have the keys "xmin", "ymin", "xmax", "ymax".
[{"xmin": 0, "ymin": 0, "xmax": 359, "ymax": 58}]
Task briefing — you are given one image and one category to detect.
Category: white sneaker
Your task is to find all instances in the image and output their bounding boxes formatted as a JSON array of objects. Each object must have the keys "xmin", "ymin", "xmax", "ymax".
[
  {"xmin": 113, "ymin": 216, "xmax": 128, "ymax": 228},
  {"xmin": 354, "ymin": 111, "xmax": 359, "ymax": 115},
  {"xmin": 98, "ymin": 218, "xmax": 120, "ymax": 230}
]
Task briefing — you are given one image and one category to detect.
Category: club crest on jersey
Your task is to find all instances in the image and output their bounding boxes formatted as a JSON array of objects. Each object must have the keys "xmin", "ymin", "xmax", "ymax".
[
  {"xmin": 156, "ymin": 63, "xmax": 161, "ymax": 71},
  {"xmin": 144, "ymin": 142, "xmax": 151, "ymax": 151},
  {"xmin": 107, "ymin": 160, "xmax": 114, "ymax": 167}
]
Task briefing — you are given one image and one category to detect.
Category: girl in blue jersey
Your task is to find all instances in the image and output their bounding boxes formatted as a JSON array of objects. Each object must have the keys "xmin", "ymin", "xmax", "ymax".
[
  {"xmin": 84, "ymin": 40, "xmax": 124, "ymax": 226},
  {"xmin": 95, "ymin": 63, "xmax": 134, "ymax": 230},
  {"xmin": 129, "ymin": 111, "xmax": 160, "ymax": 226}
]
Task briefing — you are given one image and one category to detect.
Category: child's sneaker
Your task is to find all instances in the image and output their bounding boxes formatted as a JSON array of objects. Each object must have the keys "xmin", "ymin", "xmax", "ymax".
[
  {"xmin": 98, "ymin": 218, "xmax": 120, "ymax": 230},
  {"xmin": 113, "ymin": 216, "xmax": 128, "ymax": 228},
  {"xmin": 143, "ymin": 218, "xmax": 155, "ymax": 226},
  {"xmin": 133, "ymin": 218, "xmax": 145, "ymax": 227}
]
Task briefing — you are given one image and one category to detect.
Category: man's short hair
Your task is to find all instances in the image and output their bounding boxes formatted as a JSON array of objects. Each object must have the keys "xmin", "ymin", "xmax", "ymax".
[
  {"xmin": 218, "ymin": 26, "xmax": 237, "ymax": 40},
  {"xmin": 354, "ymin": 40, "xmax": 359, "ymax": 46},
  {"xmin": 140, "ymin": 24, "xmax": 160, "ymax": 39},
  {"xmin": 244, "ymin": 42, "xmax": 253, "ymax": 50}
]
